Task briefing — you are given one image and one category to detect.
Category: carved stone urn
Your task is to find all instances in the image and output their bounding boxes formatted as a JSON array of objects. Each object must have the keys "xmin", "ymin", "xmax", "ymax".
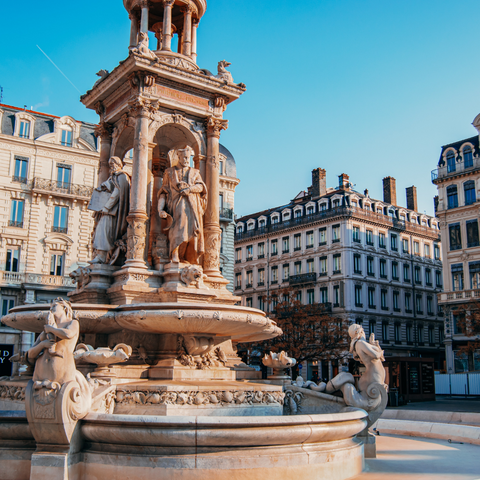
[{"xmin": 74, "ymin": 343, "xmax": 133, "ymax": 378}]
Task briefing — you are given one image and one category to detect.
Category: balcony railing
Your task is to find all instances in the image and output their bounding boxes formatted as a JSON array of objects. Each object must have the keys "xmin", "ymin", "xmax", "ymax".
[
  {"xmin": 219, "ymin": 207, "xmax": 234, "ymax": 222},
  {"xmin": 52, "ymin": 226, "xmax": 68, "ymax": 234},
  {"xmin": 439, "ymin": 289, "xmax": 480, "ymax": 303},
  {"xmin": 32, "ymin": 178, "xmax": 94, "ymax": 199},
  {"xmin": 8, "ymin": 221, "xmax": 23, "ymax": 228},
  {"xmin": 236, "ymin": 206, "xmax": 440, "ymax": 241},
  {"xmin": 432, "ymin": 155, "xmax": 480, "ymax": 183},
  {"xmin": 12, "ymin": 175, "xmax": 28, "ymax": 184},
  {"xmin": 289, "ymin": 272, "xmax": 317, "ymax": 286},
  {"xmin": 1, "ymin": 271, "xmax": 76, "ymax": 288}
]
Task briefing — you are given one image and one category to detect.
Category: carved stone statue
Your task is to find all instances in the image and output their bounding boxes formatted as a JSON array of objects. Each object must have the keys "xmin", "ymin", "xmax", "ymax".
[
  {"xmin": 216, "ymin": 60, "xmax": 234, "ymax": 84},
  {"xmin": 130, "ymin": 32, "xmax": 157, "ymax": 61},
  {"xmin": 89, "ymin": 156, "xmax": 130, "ymax": 264},
  {"xmin": 157, "ymin": 146, "xmax": 207, "ymax": 264}
]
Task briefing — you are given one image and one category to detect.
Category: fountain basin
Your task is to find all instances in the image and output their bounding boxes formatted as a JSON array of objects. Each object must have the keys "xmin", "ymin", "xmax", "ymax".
[{"xmin": 3, "ymin": 303, "xmax": 281, "ymax": 343}]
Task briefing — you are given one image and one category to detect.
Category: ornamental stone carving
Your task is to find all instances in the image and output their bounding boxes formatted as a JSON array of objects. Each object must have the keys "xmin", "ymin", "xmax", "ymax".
[
  {"xmin": 130, "ymin": 32, "xmax": 157, "ymax": 61},
  {"xmin": 203, "ymin": 232, "xmax": 221, "ymax": 271},
  {"xmin": 181, "ymin": 265, "xmax": 208, "ymax": 289},
  {"xmin": 215, "ymin": 60, "xmax": 234, "ymax": 84},
  {"xmin": 126, "ymin": 217, "xmax": 148, "ymax": 262},
  {"xmin": 205, "ymin": 117, "xmax": 228, "ymax": 138}
]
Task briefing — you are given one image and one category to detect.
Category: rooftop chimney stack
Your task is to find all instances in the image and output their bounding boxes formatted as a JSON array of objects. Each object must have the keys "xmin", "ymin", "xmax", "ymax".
[
  {"xmin": 383, "ymin": 176, "xmax": 397, "ymax": 206},
  {"xmin": 311, "ymin": 168, "xmax": 327, "ymax": 198},
  {"xmin": 338, "ymin": 173, "xmax": 350, "ymax": 190},
  {"xmin": 406, "ymin": 186, "xmax": 418, "ymax": 212}
]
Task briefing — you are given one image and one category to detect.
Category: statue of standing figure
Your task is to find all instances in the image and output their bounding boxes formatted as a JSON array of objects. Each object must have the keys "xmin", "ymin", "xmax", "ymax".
[
  {"xmin": 89, "ymin": 156, "xmax": 130, "ymax": 265},
  {"xmin": 157, "ymin": 146, "xmax": 207, "ymax": 265}
]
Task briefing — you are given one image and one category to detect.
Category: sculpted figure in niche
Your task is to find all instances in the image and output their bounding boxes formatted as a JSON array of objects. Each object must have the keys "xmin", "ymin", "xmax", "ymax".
[
  {"xmin": 157, "ymin": 146, "xmax": 207, "ymax": 264},
  {"xmin": 89, "ymin": 156, "xmax": 130, "ymax": 264}
]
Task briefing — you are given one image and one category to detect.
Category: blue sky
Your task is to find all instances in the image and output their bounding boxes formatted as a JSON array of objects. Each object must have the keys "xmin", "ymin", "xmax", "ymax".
[{"xmin": 1, "ymin": 1, "xmax": 480, "ymax": 217}]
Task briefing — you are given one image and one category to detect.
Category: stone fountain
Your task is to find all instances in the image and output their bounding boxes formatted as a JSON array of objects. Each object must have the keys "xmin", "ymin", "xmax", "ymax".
[{"xmin": 0, "ymin": 1, "xmax": 386, "ymax": 479}]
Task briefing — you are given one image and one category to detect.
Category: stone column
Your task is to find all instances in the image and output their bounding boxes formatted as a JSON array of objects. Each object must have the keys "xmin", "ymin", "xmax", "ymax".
[
  {"xmin": 162, "ymin": 0, "xmax": 175, "ymax": 51},
  {"xmin": 140, "ymin": 0, "xmax": 149, "ymax": 34},
  {"xmin": 124, "ymin": 98, "xmax": 152, "ymax": 270},
  {"xmin": 177, "ymin": 28, "xmax": 184, "ymax": 54},
  {"xmin": 191, "ymin": 20, "xmax": 199, "ymax": 62},
  {"xmin": 129, "ymin": 13, "xmax": 139, "ymax": 49},
  {"xmin": 203, "ymin": 117, "xmax": 228, "ymax": 278},
  {"xmin": 182, "ymin": 5, "xmax": 194, "ymax": 56},
  {"xmin": 94, "ymin": 122, "xmax": 113, "ymax": 185},
  {"xmin": 152, "ymin": 22, "xmax": 163, "ymax": 50}
]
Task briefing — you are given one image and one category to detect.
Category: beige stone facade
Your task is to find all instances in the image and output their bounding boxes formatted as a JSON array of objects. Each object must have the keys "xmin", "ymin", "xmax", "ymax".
[
  {"xmin": 236, "ymin": 170, "xmax": 444, "ymax": 379},
  {"xmin": 433, "ymin": 114, "xmax": 480, "ymax": 373},
  {"xmin": 0, "ymin": 104, "xmax": 99, "ymax": 375}
]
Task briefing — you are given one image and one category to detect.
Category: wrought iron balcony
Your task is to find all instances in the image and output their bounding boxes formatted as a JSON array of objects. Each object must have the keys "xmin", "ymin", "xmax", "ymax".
[
  {"xmin": 289, "ymin": 272, "xmax": 317, "ymax": 286},
  {"xmin": 32, "ymin": 178, "xmax": 94, "ymax": 200},
  {"xmin": 219, "ymin": 208, "xmax": 234, "ymax": 222},
  {"xmin": 52, "ymin": 226, "xmax": 68, "ymax": 234},
  {"xmin": 12, "ymin": 175, "xmax": 28, "ymax": 184},
  {"xmin": 8, "ymin": 221, "xmax": 23, "ymax": 228}
]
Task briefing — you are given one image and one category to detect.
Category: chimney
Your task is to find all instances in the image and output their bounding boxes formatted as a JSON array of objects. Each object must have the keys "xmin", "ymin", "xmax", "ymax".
[
  {"xmin": 338, "ymin": 173, "xmax": 350, "ymax": 190},
  {"xmin": 311, "ymin": 168, "xmax": 326, "ymax": 197},
  {"xmin": 406, "ymin": 186, "xmax": 418, "ymax": 212},
  {"xmin": 383, "ymin": 176, "xmax": 397, "ymax": 206}
]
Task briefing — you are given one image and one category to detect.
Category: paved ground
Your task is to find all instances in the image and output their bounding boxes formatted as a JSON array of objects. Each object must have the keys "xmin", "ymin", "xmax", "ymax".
[
  {"xmin": 351, "ymin": 434, "xmax": 480, "ymax": 480},
  {"xmin": 392, "ymin": 396, "xmax": 480, "ymax": 413}
]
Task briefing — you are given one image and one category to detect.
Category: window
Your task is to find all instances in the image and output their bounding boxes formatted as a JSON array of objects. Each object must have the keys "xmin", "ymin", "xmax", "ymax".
[
  {"xmin": 413, "ymin": 241, "xmax": 420, "ymax": 255},
  {"xmin": 449, "ymin": 223, "xmax": 462, "ymax": 250},
  {"xmin": 353, "ymin": 226, "xmax": 360, "ymax": 242},
  {"xmin": 414, "ymin": 266, "xmax": 421, "ymax": 284},
  {"xmin": 19, "ymin": 120, "xmax": 30, "ymax": 138},
  {"xmin": 295, "ymin": 210, "xmax": 301, "ymax": 218},
  {"xmin": 369, "ymin": 320, "xmax": 376, "ymax": 337},
  {"xmin": 271, "ymin": 296, "xmax": 278, "ymax": 311},
  {"xmin": 405, "ymin": 293, "xmax": 411, "ymax": 313},
  {"xmin": 379, "ymin": 232, "xmax": 386, "ymax": 248},
  {"xmin": 271, "ymin": 266, "xmax": 278, "ymax": 284},
  {"xmin": 50, "ymin": 253, "xmax": 64, "ymax": 276},
  {"xmin": 5, "ymin": 248, "xmax": 20, "ymax": 272},
  {"xmin": 355, "ymin": 285, "xmax": 362, "ymax": 306},
  {"xmin": 381, "ymin": 289, "xmax": 387, "ymax": 310},
  {"xmin": 320, "ymin": 287, "xmax": 328, "ymax": 303},
  {"xmin": 246, "ymin": 297, "xmax": 252, "ymax": 308},
  {"xmin": 425, "ymin": 268, "xmax": 432, "ymax": 285},
  {"xmin": 61, "ymin": 128, "xmax": 73, "ymax": 147},
  {"xmin": 320, "ymin": 203, "xmax": 327, "ymax": 211},
  {"xmin": 237, "ymin": 225, "xmax": 243, "ymax": 234},
  {"xmin": 306, "ymin": 231, "xmax": 314, "ymax": 248},
  {"xmin": 434, "ymin": 244, "xmax": 440, "ymax": 260},
  {"xmin": 283, "ymin": 212, "xmax": 290, "ymax": 221},
  {"xmin": 258, "ymin": 296, "xmax": 264, "ymax": 311},
  {"xmin": 332, "ymin": 225, "xmax": 340, "ymax": 242},
  {"xmin": 418, "ymin": 324, "xmax": 425, "ymax": 344},
  {"xmin": 245, "ymin": 245, "xmax": 252, "ymax": 260},
  {"xmin": 246, "ymin": 270, "xmax": 253, "ymax": 288},
  {"xmin": 319, "ymin": 228, "xmax": 327, "ymax": 245},
  {"xmin": 219, "ymin": 160, "xmax": 224, "ymax": 175},
  {"xmin": 415, "ymin": 294, "xmax": 423, "ymax": 314},
  {"xmin": 354, "ymin": 254, "xmax": 361, "ymax": 274},
  {"xmin": 294, "ymin": 234, "xmax": 301, "ymax": 251},
  {"xmin": 366, "ymin": 229, "xmax": 373, "ymax": 245},
  {"xmin": 464, "ymin": 181, "xmax": 476, "ymax": 205},
  {"xmin": 467, "ymin": 220, "xmax": 479, "ymax": 248},
  {"xmin": 14, "ymin": 157, "xmax": 28, "ymax": 183},
  {"xmin": 403, "ymin": 264, "xmax": 410, "ymax": 282},
  {"xmin": 391, "ymin": 234, "xmax": 397, "ymax": 251},
  {"xmin": 439, "ymin": 327, "xmax": 444, "ymax": 343},
  {"xmin": 463, "ymin": 146, "xmax": 473, "ymax": 168},
  {"xmin": 258, "ymin": 268, "xmax": 265, "ymax": 286},
  {"xmin": 367, "ymin": 256, "xmax": 374, "ymax": 276},
  {"xmin": 53, "ymin": 206, "xmax": 68, "ymax": 233},
  {"xmin": 294, "ymin": 261, "xmax": 302, "ymax": 275},
  {"xmin": 259, "ymin": 219, "xmax": 265, "ymax": 229},
  {"xmin": 56, "ymin": 164, "xmax": 72, "ymax": 188},
  {"xmin": 393, "ymin": 291, "xmax": 399, "ymax": 311},
  {"xmin": 272, "ymin": 215, "xmax": 279, "ymax": 225},
  {"xmin": 282, "ymin": 237, "xmax": 290, "ymax": 253},
  {"xmin": 446, "ymin": 151, "xmax": 456, "ymax": 173},
  {"xmin": 436, "ymin": 270, "xmax": 442, "ymax": 287},
  {"xmin": 9, "ymin": 199, "xmax": 24, "ymax": 228},
  {"xmin": 307, "ymin": 206, "xmax": 314, "ymax": 215},
  {"xmin": 283, "ymin": 264, "xmax": 290, "ymax": 281},
  {"xmin": 333, "ymin": 285, "xmax": 340, "ymax": 306},
  {"xmin": 406, "ymin": 324, "xmax": 413, "ymax": 343},
  {"xmin": 427, "ymin": 296, "xmax": 433, "ymax": 315},
  {"xmin": 392, "ymin": 261, "xmax": 398, "ymax": 280},
  {"xmin": 394, "ymin": 323, "xmax": 401, "ymax": 343},
  {"xmin": 258, "ymin": 243, "xmax": 265, "ymax": 258},
  {"xmin": 428, "ymin": 326, "xmax": 435, "ymax": 344},
  {"xmin": 247, "ymin": 221, "xmax": 254, "ymax": 231},
  {"xmin": 307, "ymin": 258, "xmax": 314, "ymax": 273},
  {"xmin": 235, "ymin": 272, "xmax": 242, "ymax": 289},
  {"xmin": 307, "ymin": 289, "xmax": 315, "ymax": 305},
  {"xmin": 271, "ymin": 240, "xmax": 278, "ymax": 255},
  {"xmin": 368, "ymin": 287, "xmax": 376, "ymax": 308},
  {"xmin": 424, "ymin": 244, "xmax": 431, "ymax": 258},
  {"xmin": 1, "ymin": 297, "xmax": 15, "ymax": 317},
  {"xmin": 235, "ymin": 248, "xmax": 241, "ymax": 263},
  {"xmin": 320, "ymin": 256, "xmax": 327, "ymax": 276},
  {"xmin": 470, "ymin": 262, "xmax": 480, "ymax": 289},
  {"xmin": 296, "ymin": 290, "xmax": 302, "ymax": 302},
  {"xmin": 402, "ymin": 238, "xmax": 409, "ymax": 253},
  {"xmin": 382, "ymin": 322, "xmax": 389, "ymax": 342},
  {"xmin": 447, "ymin": 185, "xmax": 458, "ymax": 209},
  {"xmin": 333, "ymin": 254, "xmax": 341, "ymax": 273}
]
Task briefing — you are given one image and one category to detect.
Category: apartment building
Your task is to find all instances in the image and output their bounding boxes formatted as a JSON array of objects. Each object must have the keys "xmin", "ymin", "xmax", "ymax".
[
  {"xmin": 235, "ymin": 169, "xmax": 444, "ymax": 380},
  {"xmin": 432, "ymin": 114, "xmax": 480, "ymax": 373}
]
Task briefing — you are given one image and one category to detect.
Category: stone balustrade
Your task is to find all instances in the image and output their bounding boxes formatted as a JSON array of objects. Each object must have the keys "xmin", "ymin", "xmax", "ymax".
[{"xmin": 0, "ymin": 271, "xmax": 76, "ymax": 288}]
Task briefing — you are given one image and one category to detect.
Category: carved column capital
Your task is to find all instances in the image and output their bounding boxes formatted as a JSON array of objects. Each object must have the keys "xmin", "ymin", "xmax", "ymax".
[
  {"xmin": 162, "ymin": 0, "xmax": 175, "ymax": 6},
  {"xmin": 94, "ymin": 101, "xmax": 106, "ymax": 117},
  {"xmin": 181, "ymin": 4, "xmax": 195, "ymax": 14},
  {"xmin": 205, "ymin": 117, "xmax": 228, "ymax": 138},
  {"xmin": 94, "ymin": 122, "xmax": 114, "ymax": 139},
  {"xmin": 140, "ymin": 0, "xmax": 149, "ymax": 8},
  {"xmin": 129, "ymin": 97, "xmax": 156, "ymax": 118}
]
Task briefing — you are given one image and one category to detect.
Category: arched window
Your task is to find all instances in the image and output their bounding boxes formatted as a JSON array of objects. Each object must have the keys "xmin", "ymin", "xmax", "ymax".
[
  {"xmin": 464, "ymin": 180, "xmax": 476, "ymax": 205},
  {"xmin": 307, "ymin": 206, "xmax": 314, "ymax": 215},
  {"xmin": 446, "ymin": 151, "xmax": 456, "ymax": 173},
  {"xmin": 463, "ymin": 146, "xmax": 473, "ymax": 168},
  {"xmin": 259, "ymin": 219, "xmax": 265, "ymax": 229},
  {"xmin": 237, "ymin": 225, "xmax": 243, "ymax": 234},
  {"xmin": 447, "ymin": 185, "xmax": 458, "ymax": 209}
]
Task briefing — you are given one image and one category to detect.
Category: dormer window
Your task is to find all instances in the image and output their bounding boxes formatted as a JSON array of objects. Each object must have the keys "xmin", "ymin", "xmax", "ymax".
[
  {"xmin": 19, "ymin": 120, "xmax": 31, "ymax": 139},
  {"xmin": 333, "ymin": 200, "xmax": 340, "ymax": 208},
  {"xmin": 283, "ymin": 212, "xmax": 290, "ymax": 221},
  {"xmin": 259, "ymin": 219, "xmax": 265, "ymax": 229},
  {"xmin": 272, "ymin": 216, "xmax": 279, "ymax": 224},
  {"xmin": 446, "ymin": 151, "xmax": 456, "ymax": 173},
  {"xmin": 307, "ymin": 206, "xmax": 314, "ymax": 215},
  {"xmin": 463, "ymin": 146, "xmax": 473, "ymax": 168},
  {"xmin": 61, "ymin": 128, "xmax": 73, "ymax": 147},
  {"xmin": 295, "ymin": 210, "xmax": 302, "ymax": 218}
]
